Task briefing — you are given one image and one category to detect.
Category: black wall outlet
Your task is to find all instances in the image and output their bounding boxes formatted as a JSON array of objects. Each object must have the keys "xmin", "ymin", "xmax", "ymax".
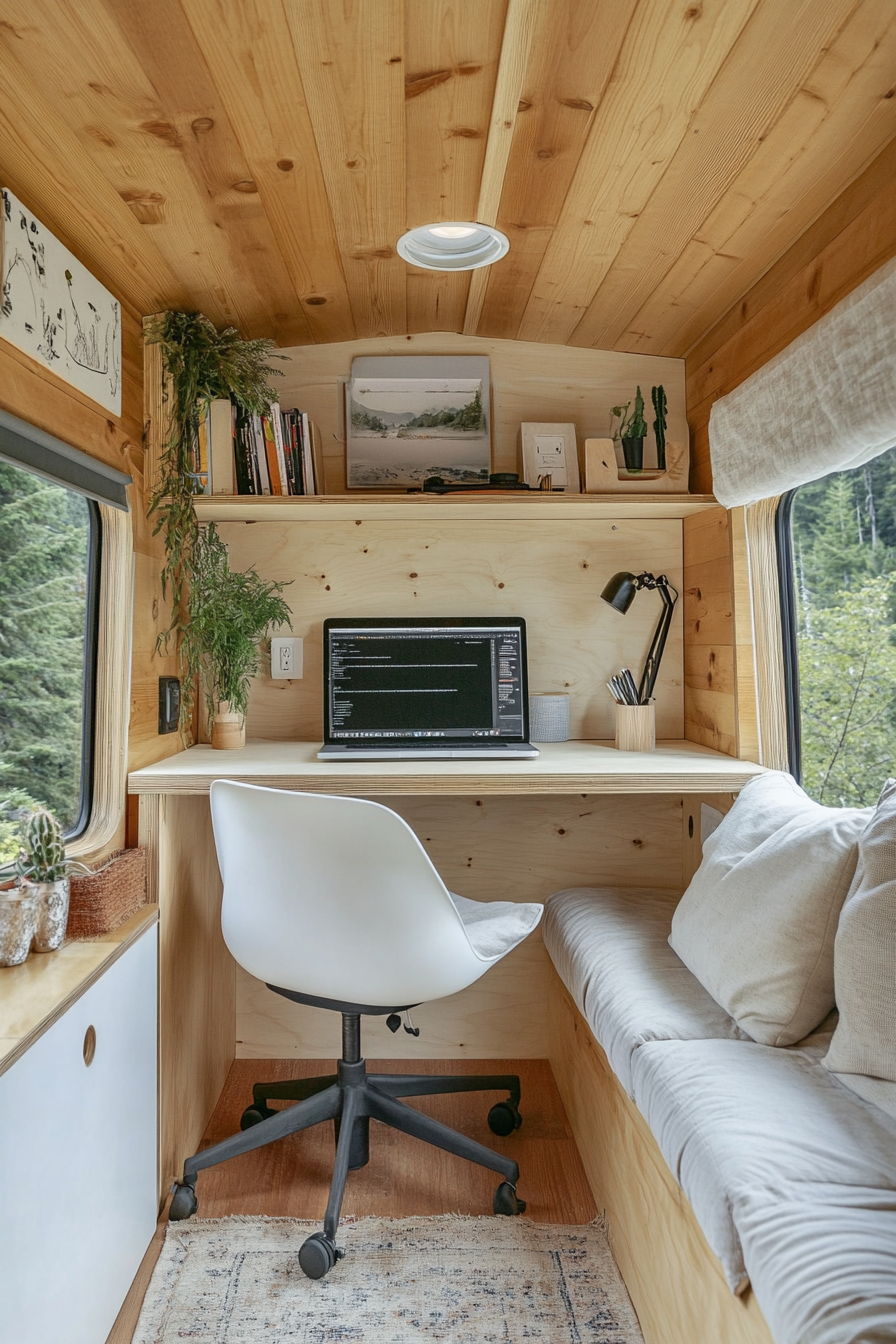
[{"xmin": 158, "ymin": 676, "xmax": 181, "ymax": 734}]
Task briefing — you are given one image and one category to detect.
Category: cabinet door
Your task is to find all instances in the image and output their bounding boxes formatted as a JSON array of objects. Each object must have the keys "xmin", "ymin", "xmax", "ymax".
[{"xmin": 0, "ymin": 926, "xmax": 158, "ymax": 1344}]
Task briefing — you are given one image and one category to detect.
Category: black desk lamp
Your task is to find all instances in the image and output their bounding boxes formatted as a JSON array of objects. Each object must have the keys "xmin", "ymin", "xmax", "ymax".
[{"xmin": 601, "ymin": 571, "xmax": 679, "ymax": 704}]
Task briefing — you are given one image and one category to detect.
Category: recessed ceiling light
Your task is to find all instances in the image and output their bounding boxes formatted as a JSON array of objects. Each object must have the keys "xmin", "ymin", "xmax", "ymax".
[{"xmin": 397, "ymin": 221, "xmax": 510, "ymax": 271}]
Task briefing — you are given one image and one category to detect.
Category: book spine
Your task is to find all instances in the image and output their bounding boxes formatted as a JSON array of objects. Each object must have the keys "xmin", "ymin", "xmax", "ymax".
[
  {"xmin": 270, "ymin": 402, "xmax": 291, "ymax": 495},
  {"xmin": 285, "ymin": 410, "xmax": 303, "ymax": 494},
  {"xmin": 208, "ymin": 398, "xmax": 236, "ymax": 495},
  {"xmin": 261, "ymin": 413, "xmax": 283, "ymax": 495},
  {"xmin": 251, "ymin": 415, "xmax": 271, "ymax": 495},
  {"xmin": 196, "ymin": 405, "xmax": 210, "ymax": 494},
  {"xmin": 301, "ymin": 411, "xmax": 315, "ymax": 495}
]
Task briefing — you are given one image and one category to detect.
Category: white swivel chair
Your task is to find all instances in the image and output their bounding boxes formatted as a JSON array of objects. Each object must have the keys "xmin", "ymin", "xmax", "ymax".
[{"xmin": 170, "ymin": 780, "xmax": 544, "ymax": 1279}]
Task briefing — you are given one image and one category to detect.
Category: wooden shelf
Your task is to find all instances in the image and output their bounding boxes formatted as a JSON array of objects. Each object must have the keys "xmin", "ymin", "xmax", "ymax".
[
  {"xmin": 194, "ymin": 492, "xmax": 718, "ymax": 523},
  {"xmin": 128, "ymin": 739, "xmax": 764, "ymax": 798}
]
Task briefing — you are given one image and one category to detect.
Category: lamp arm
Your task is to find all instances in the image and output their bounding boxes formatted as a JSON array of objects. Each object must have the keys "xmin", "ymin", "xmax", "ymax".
[{"xmin": 637, "ymin": 580, "xmax": 678, "ymax": 703}]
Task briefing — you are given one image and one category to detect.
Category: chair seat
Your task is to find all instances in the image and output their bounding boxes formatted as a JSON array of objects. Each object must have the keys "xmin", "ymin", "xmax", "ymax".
[{"xmin": 449, "ymin": 892, "xmax": 543, "ymax": 961}]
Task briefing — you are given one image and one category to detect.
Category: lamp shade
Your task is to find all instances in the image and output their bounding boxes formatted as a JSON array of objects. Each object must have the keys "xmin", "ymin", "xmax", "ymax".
[{"xmin": 601, "ymin": 571, "xmax": 638, "ymax": 614}]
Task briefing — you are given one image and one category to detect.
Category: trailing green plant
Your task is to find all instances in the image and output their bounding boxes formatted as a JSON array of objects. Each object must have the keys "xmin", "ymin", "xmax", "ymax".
[
  {"xmin": 610, "ymin": 386, "xmax": 648, "ymax": 440},
  {"xmin": 651, "ymin": 384, "xmax": 667, "ymax": 470},
  {"xmin": 186, "ymin": 523, "xmax": 292, "ymax": 727},
  {"xmin": 144, "ymin": 311, "xmax": 283, "ymax": 674},
  {"xmin": 14, "ymin": 806, "xmax": 90, "ymax": 883}
]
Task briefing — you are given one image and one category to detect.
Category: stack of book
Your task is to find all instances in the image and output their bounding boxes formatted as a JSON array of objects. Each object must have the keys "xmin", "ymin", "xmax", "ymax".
[{"xmin": 194, "ymin": 400, "xmax": 322, "ymax": 496}]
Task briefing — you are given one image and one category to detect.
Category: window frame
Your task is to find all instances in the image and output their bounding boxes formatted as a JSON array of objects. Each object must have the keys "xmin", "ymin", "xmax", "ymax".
[{"xmin": 775, "ymin": 491, "xmax": 802, "ymax": 783}]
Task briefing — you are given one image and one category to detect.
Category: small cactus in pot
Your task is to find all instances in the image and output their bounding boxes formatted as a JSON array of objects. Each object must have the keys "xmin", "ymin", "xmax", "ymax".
[{"xmin": 16, "ymin": 808, "xmax": 90, "ymax": 952}]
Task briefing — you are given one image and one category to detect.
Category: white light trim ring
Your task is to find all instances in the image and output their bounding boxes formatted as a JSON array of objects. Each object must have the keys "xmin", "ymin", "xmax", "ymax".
[{"xmin": 397, "ymin": 221, "xmax": 510, "ymax": 271}]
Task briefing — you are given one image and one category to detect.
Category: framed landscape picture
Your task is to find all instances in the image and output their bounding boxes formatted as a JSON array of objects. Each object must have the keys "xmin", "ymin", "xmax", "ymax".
[{"xmin": 346, "ymin": 355, "xmax": 491, "ymax": 489}]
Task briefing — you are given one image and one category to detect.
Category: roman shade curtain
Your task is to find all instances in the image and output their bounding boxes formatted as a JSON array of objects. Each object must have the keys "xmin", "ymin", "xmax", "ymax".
[
  {"xmin": 0, "ymin": 408, "xmax": 131, "ymax": 511},
  {"xmin": 709, "ymin": 257, "xmax": 896, "ymax": 508}
]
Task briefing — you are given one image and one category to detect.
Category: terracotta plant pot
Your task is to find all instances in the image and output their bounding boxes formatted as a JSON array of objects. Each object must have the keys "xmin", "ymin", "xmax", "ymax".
[
  {"xmin": 212, "ymin": 702, "xmax": 246, "ymax": 750},
  {"xmin": 29, "ymin": 877, "xmax": 71, "ymax": 952},
  {"xmin": 0, "ymin": 886, "xmax": 40, "ymax": 967}
]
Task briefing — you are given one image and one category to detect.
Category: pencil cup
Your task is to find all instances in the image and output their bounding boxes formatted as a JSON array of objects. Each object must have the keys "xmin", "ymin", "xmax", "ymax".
[
  {"xmin": 614, "ymin": 701, "xmax": 655, "ymax": 752},
  {"xmin": 529, "ymin": 694, "xmax": 570, "ymax": 743}
]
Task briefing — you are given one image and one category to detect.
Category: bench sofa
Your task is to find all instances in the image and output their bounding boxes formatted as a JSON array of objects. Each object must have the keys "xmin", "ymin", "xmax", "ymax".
[{"xmin": 543, "ymin": 777, "xmax": 896, "ymax": 1344}]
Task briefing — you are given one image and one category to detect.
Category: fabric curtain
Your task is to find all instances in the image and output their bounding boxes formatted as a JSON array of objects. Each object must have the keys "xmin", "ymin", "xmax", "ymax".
[
  {"xmin": 709, "ymin": 257, "xmax": 896, "ymax": 508},
  {"xmin": 0, "ymin": 407, "xmax": 131, "ymax": 511}
]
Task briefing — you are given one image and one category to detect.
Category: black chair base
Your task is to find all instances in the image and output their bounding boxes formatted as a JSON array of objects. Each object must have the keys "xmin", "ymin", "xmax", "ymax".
[{"xmin": 170, "ymin": 1012, "xmax": 527, "ymax": 1279}]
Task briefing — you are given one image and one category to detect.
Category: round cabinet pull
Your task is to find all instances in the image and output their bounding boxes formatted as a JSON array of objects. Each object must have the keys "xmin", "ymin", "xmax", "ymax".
[{"xmin": 83, "ymin": 1024, "xmax": 97, "ymax": 1067}]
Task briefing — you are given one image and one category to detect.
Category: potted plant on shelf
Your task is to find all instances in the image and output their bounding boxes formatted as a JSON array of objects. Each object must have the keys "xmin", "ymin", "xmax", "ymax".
[
  {"xmin": 145, "ymin": 312, "xmax": 283, "ymax": 736},
  {"xmin": 610, "ymin": 387, "xmax": 649, "ymax": 472},
  {"xmin": 16, "ymin": 807, "xmax": 91, "ymax": 953},
  {"xmin": 651, "ymin": 385, "xmax": 667, "ymax": 471},
  {"xmin": 186, "ymin": 523, "xmax": 291, "ymax": 749}
]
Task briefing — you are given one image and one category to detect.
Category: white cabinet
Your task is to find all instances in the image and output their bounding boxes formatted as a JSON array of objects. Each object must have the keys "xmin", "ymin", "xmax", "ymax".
[{"xmin": 0, "ymin": 925, "xmax": 157, "ymax": 1344}]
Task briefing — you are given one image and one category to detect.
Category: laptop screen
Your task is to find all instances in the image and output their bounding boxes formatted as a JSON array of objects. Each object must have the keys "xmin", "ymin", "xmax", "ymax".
[{"xmin": 323, "ymin": 617, "xmax": 530, "ymax": 744}]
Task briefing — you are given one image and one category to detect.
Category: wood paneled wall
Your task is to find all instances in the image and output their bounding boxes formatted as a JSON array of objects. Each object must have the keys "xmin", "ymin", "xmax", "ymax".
[
  {"xmin": 275, "ymin": 331, "xmax": 687, "ymax": 494},
  {"xmin": 682, "ymin": 138, "xmax": 896, "ymax": 759},
  {"xmin": 220, "ymin": 515, "xmax": 685, "ymax": 745}
]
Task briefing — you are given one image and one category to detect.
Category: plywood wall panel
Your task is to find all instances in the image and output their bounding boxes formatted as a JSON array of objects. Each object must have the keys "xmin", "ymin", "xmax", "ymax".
[
  {"xmin": 683, "ymin": 508, "xmax": 736, "ymax": 756},
  {"xmin": 219, "ymin": 516, "xmax": 684, "ymax": 744},
  {"xmin": 275, "ymin": 331, "xmax": 686, "ymax": 490},
  {"xmin": 237, "ymin": 791, "xmax": 683, "ymax": 1058}
]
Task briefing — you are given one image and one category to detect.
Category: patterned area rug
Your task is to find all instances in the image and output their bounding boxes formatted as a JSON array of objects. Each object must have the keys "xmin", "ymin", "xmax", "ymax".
[{"xmin": 133, "ymin": 1215, "xmax": 644, "ymax": 1343}]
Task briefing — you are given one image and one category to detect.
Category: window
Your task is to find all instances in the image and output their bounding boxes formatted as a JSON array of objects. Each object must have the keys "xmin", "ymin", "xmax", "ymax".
[
  {"xmin": 781, "ymin": 446, "xmax": 896, "ymax": 806},
  {"xmin": 0, "ymin": 460, "xmax": 100, "ymax": 861}
]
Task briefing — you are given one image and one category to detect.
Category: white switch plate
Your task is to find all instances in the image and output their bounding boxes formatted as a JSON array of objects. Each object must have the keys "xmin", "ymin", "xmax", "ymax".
[{"xmin": 271, "ymin": 636, "xmax": 303, "ymax": 679}]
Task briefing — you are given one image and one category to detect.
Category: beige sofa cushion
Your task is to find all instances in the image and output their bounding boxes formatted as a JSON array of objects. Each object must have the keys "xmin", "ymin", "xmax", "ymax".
[
  {"xmin": 669, "ymin": 772, "xmax": 870, "ymax": 1046},
  {"xmin": 824, "ymin": 778, "xmax": 896, "ymax": 1107}
]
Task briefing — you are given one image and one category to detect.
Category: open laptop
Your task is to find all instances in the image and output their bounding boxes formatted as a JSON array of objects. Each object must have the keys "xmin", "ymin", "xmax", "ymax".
[{"xmin": 318, "ymin": 617, "xmax": 539, "ymax": 759}]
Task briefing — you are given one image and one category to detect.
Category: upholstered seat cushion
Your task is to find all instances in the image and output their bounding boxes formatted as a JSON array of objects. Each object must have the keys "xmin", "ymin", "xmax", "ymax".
[
  {"xmin": 543, "ymin": 887, "xmax": 750, "ymax": 1096},
  {"xmin": 630, "ymin": 1036, "xmax": 896, "ymax": 1328},
  {"xmin": 448, "ymin": 892, "xmax": 542, "ymax": 961}
]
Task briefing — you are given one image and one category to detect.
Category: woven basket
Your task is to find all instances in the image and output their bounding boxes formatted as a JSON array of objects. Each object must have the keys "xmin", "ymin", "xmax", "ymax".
[{"xmin": 67, "ymin": 847, "xmax": 147, "ymax": 939}]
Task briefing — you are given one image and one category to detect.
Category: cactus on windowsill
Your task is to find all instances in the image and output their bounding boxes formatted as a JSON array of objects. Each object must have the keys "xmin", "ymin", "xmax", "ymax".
[{"xmin": 15, "ymin": 808, "xmax": 90, "ymax": 883}]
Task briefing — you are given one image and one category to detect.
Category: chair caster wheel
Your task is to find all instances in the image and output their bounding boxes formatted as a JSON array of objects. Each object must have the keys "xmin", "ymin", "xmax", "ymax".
[
  {"xmin": 240, "ymin": 1103, "xmax": 274, "ymax": 1130},
  {"xmin": 298, "ymin": 1231, "xmax": 344, "ymax": 1279},
  {"xmin": 493, "ymin": 1181, "xmax": 526, "ymax": 1216},
  {"xmin": 488, "ymin": 1101, "xmax": 522, "ymax": 1136},
  {"xmin": 169, "ymin": 1182, "xmax": 198, "ymax": 1221}
]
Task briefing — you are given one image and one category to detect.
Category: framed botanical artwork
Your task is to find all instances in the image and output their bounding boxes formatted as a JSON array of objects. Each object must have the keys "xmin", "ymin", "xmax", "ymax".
[
  {"xmin": 520, "ymin": 422, "xmax": 580, "ymax": 492},
  {"xmin": 346, "ymin": 355, "xmax": 491, "ymax": 489},
  {"xmin": 0, "ymin": 190, "xmax": 122, "ymax": 416}
]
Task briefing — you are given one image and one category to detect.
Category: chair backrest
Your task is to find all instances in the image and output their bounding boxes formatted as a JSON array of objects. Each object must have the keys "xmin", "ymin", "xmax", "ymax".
[{"xmin": 210, "ymin": 780, "xmax": 484, "ymax": 1007}]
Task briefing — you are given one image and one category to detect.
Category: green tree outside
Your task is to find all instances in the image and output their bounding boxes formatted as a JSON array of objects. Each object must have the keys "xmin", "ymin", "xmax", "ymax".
[
  {"xmin": 791, "ymin": 449, "xmax": 896, "ymax": 806},
  {"xmin": 0, "ymin": 461, "xmax": 91, "ymax": 856}
]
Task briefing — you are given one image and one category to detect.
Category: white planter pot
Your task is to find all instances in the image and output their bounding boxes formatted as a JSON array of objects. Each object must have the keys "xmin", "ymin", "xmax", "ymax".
[
  {"xmin": 29, "ymin": 877, "xmax": 71, "ymax": 952},
  {"xmin": 211, "ymin": 702, "xmax": 246, "ymax": 750},
  {"xmin": 0, "ymin": 887, "xmax": 40, "ymax": 966}
]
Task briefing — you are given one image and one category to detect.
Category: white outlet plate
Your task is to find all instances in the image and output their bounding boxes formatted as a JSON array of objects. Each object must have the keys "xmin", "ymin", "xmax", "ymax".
[{"xmin": 271, "ymin": 636, "xmax": 303, "ymax": 679}]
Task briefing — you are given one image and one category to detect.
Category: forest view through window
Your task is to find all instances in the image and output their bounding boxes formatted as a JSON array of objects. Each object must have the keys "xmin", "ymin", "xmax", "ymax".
[
  {"xmin": 789, "ymin": 446, "xmax": 896, "ymax": 807},
  {"xmin": 0, "ymin": 460, "xmax": 97, "ymax": 862}
]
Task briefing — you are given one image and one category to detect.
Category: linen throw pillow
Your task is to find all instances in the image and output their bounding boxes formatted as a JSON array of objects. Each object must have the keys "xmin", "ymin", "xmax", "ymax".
[
  {"xmin": 823, "ymin": 778, "xmax": 896, "ymax": 1089},
  {"xmin": 669, "ymin": 772, "xmax": 871, "ymax": 1046}
]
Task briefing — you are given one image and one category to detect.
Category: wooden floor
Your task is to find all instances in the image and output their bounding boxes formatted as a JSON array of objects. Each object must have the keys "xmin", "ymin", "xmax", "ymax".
[{"xmin": 107, "ymin": 1058, "xmax": 595, "ymax": 1342}]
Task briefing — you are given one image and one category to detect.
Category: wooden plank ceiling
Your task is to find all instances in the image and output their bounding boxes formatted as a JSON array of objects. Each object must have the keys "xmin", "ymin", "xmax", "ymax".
[{"xmin": 1, "ymin": 0, "xmax": 894, "ymax": 355}]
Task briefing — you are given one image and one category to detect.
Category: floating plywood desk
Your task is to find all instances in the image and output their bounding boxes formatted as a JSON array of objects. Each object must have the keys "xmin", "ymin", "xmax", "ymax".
[{"xmin": 129, "ymin": 739, "xmax": 763, "ymax": 1192}]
